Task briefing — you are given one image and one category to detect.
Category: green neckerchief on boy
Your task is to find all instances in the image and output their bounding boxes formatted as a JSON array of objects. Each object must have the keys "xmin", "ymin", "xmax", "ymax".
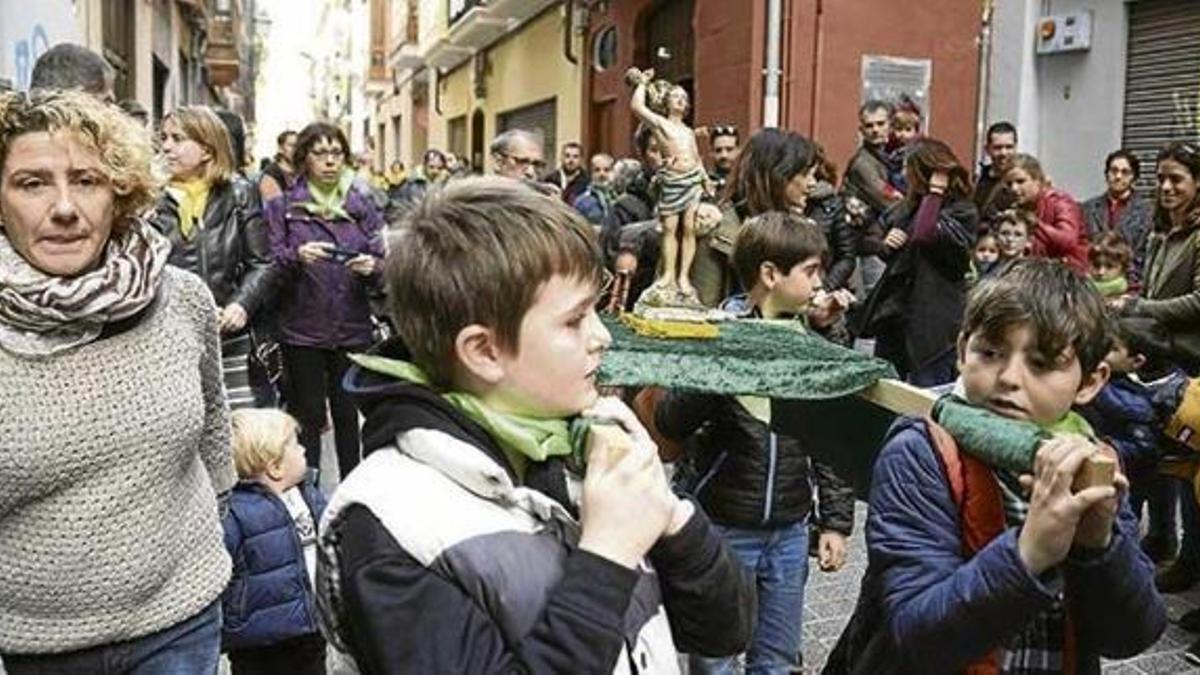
[
  {"xmin": 1040, "ymin": 409, "xmax": 1095, "ymax": 439},
  {"xmin": 1091, "ymin": 275, "xmax": 1129, "ymax": 299},
  {"xmin": 350, "ymin": 354, "xmax": 577, "ymax": 481},
  {"xmin": 298, "ymin": 167, "xmax": 356, "ymax": 221}
]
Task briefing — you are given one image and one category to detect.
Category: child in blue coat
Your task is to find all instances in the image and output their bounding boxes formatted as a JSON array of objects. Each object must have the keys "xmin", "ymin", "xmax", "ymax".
[
  {"xmin": 222, "ymin": 409, "xmax": 328, "ymax": 675},
  {"xmin": 826, "ymin": 259, "xmax": 1165, "ymax": 673}
]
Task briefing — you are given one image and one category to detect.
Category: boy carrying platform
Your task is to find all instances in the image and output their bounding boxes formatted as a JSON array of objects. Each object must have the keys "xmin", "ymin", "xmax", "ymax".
[
  {"xmin": 826, "ymin": 259, "xmax": 1165, "ymax": 673},
  {"xmin": 314, "ymin": 177, "xmax": 754, "ymax": 673}
]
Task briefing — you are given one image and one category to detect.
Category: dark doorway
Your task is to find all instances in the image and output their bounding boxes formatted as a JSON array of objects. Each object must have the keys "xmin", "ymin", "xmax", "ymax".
[{"xmin": 471, "ymin": 108, "xmax": 485, "ymax": 173}]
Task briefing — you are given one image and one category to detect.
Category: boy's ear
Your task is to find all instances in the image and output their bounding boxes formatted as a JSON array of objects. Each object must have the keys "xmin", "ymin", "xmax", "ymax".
[
  {"xmin": 758, "ymin": 261, "xmax": 778, "ymax": 290},
  {"xmin": 264, "ymin": 458, "xmax": 285, "ymax": 482},
  {"xmin": 1074, "ymin": 360, "xmax": 1111, "ymax": 406},
  {"xmin": 454, "ymin": 324, "xmax": 507, "ymax": 386},
  {"xmin": 1132, "ymin": 353, "xmax": 1147, "ymax": 371}
]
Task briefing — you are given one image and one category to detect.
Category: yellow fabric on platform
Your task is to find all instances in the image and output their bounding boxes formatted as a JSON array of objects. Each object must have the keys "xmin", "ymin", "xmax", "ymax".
[{"xmin": 618, "ymin": 313, "xmax": 719, "ymax": 340}]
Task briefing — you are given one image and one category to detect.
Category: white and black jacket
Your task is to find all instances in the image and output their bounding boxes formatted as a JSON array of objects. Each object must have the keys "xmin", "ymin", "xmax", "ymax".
[{"xmin": 315, "ymin": 341, "xmax": 755, "ymax": 674}]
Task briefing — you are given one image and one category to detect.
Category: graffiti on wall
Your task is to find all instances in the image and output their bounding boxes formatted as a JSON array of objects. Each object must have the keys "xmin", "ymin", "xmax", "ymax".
[{"xmin": 11, "ymin": 24, "xmax": 52, "ymax": 91}]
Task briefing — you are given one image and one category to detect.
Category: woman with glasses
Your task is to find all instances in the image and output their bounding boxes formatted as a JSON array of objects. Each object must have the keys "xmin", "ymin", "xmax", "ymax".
[
  {"xmin": 1003, "ymin": 153, "xmax": 1089, "ymax": 273},
  {"xmin": 151, "ymin": 106, "xmax": 275, "ymax": 410},
  {"xmin": 265, "ymin": 122, "xmax": 385, "ymax": 480},
  {"xmin": 1115, "ymin": 141, "xmax": 1200, "ymax": 651},
  {"xmin": 1081, "ymin": 149, "xmax": 1154, "ymax": 288}
]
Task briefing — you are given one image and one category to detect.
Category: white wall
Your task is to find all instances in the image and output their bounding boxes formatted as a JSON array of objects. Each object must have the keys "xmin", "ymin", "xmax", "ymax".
[
  {"xmin": 987, "ymin": 0, "xmax": 1128, "ymax": 200},
  {"xmin": 0, "ymin": 0, "xmax": 81, "ymax": 90}
]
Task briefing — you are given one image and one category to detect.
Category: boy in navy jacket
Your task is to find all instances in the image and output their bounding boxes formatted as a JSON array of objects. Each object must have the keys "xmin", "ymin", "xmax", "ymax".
[
  {"xmin": 827, "ymin": 259, "xmax": 1165, "ymax": 673},
  {"xmin": 222, "ymin": 409, "xmax": 328, "ymax": 675}
]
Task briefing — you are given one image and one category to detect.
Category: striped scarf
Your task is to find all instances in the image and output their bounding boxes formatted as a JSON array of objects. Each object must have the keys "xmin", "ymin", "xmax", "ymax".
[{"xmin": 0, "ymin": 219, "xmax": 170, "ymax": 357}]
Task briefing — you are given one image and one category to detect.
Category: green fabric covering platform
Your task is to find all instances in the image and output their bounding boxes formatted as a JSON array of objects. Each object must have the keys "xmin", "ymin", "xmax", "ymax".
[
  {"xmin": 598, "ymin": 316, "xmax": 900, "ymax": 494},
  {"xmin": 597, "ymin": 316, "xmax": 897, "ymax": 399}
]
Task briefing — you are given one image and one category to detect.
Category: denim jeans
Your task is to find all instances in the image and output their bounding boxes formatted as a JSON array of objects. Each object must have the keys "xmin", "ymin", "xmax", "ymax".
[
  {"xmin": 3, "ymin": 601, "xmax": 221, "ymax": 674},
  {"xmin": 690, "ymin": 521, "xmax": 809, "ymax": 675}
]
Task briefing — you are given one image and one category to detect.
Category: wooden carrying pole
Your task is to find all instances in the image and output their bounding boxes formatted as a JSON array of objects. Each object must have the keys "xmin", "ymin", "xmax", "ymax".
[{"xmin": 859, "ymin": 378, "xmax": 1116, "ymax": 491}]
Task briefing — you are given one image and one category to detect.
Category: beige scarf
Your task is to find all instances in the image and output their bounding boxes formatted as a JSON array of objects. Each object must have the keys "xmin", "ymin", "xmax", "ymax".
[{"xmin": 0, "ymin": 219, "xmax": 170, "ymax": 358}]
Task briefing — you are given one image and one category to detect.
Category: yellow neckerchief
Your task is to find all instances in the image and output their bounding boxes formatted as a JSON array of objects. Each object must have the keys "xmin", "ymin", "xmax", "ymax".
[{"xmin": 167, "ymin": 177, "xmax": 211, "ymax": 241}]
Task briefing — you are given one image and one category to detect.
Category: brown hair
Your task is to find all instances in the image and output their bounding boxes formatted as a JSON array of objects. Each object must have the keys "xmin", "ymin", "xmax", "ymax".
[
  {"xmin": 163, "ymin": 106, "xmax": 235, "ymax": 185},
  {"xmin": 1006, "ymin": 153, "xmax": 1047, "ymax": 183},
  {"xmin": 992, "ymin": 208, "xmax": 1037, "ymax": 234},
  {"xmin": 962, "ymin": 258, "xmax": 1113, "ymax": 375},
  {"xmin": 386, "ymin": 176, "xmax": 604, "ymax": 387},
  {"xmin": 891, "ymin": 109, "xmax": 921, "ymax": 132},
  {"xmin": 904, "ymin": 138, "xmax": 973, "ymax": 203},
  {"xmin": 724, "ymin": 128, "xmax": 818, "ymax": 214},
  {"xmin": 0, "ymin": 89, "xmax": 159, "ymax": 233},
  {"xmin": 1089, "ymin": 231, "xmax": 1132, "ymax": 273},
  {"xmin": 732, "ymin": 211, "xmax": 828, "ymax": 291}
]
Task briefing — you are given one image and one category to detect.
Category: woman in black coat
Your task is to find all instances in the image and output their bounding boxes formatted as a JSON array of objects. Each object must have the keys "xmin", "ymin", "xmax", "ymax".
[
  {"xmin": 856, "ymin": 138, "xmax": 978, "ymax": 386},
  {"xmin": 151, "ymin": 105, "xmax": 276, "ymax": 409}
]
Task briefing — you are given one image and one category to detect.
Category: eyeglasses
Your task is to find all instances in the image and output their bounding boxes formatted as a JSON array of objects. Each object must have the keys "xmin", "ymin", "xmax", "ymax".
[
  {"xmin": 501, "ymin": 153, "xmax": 546, "ymax": 171},
  {"xmin": 309, "ymin": 148, "xmax": 345, "ymax": 160},
  {"xmin": 711, "ymin": 124, "xmax": 738, "ymax": 138}
]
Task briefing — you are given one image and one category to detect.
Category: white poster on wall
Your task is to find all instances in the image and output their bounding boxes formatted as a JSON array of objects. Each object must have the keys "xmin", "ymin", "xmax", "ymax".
[
  {"xmin": 861, "ymin": 55, "xmax": 933, "ymax": 128},
  {"xmin": 0, "ymin": 0, "xmax": 81, "ymax": 91}
]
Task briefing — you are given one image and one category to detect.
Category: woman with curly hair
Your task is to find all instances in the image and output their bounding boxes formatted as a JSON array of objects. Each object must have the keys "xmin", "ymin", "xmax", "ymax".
[{"xmin": 0, "ymin": 90, "xmax": 235, "ymax": 671}]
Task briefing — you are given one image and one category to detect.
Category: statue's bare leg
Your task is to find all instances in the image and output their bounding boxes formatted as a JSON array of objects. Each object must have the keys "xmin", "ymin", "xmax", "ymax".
[
  {"xmin": 677, "ymin": 203, "xmax": 699, "ymax": 295},
  {"xmin": 659, "ymin": 213, "xmax": 680, "ymax": 289}
]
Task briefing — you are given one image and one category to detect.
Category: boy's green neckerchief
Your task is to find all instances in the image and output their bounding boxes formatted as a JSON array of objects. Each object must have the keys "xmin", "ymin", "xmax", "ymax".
[
  {"xmin": 350, "ymin": 354, "xmax": 582, "ymax": 481},
  {"xmin": 298, "ymin": 167, "xmax": 355, "ymax": 220},
  {"xmin": 1040, "ymin": 409, "xmax": 1095, "ymax": 439},
  {"xmin": 1091, "ymin": 275, "xmax": 1129, "ymax": 298}
]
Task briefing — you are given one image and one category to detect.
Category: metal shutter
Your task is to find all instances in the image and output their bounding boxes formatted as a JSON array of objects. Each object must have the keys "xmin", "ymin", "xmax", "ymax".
[
  {"xmin": 1121, "ymin": 0, "xmax": 1200, "ymax": 193},
  {"xmin": 497, "ymin": 97, "xmax": 558, "ymax": 169}
]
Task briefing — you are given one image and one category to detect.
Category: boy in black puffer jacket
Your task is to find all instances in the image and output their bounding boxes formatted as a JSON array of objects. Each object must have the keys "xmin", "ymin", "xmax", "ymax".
[{"xmin": 656, "ymin": 211, "xmax": 856, "ymax": 674}]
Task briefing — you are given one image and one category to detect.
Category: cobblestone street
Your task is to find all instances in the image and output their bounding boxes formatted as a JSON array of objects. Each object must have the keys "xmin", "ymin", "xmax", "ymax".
[{"xmin": 801, "ymin": 504, "xmax": 1200, "ymax": 674}]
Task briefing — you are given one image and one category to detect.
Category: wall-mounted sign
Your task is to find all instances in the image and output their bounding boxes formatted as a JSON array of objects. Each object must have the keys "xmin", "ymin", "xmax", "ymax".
[
  {"xmin": 861, "ymin": 55, "xmax": 932, "ymax": 126},
  {"xmin": 1036, "ymin": 11, "xmax": 1093, "ymax": 55}
]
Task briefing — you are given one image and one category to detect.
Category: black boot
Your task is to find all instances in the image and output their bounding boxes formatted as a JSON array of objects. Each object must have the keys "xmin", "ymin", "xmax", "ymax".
[
  {"xmin": 1156, "ymin": 561, "xmax": 1200, "ymax": 593},
  {"xmin": 1142, "ymin": 532, "xmax": 1180, "ymax": 564}
]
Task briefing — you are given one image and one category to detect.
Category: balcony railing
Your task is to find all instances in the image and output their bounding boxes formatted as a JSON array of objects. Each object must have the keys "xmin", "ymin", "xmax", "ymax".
[{"xmin": 448, "ymin": 0, "xmax": 484, "ymax": 25}]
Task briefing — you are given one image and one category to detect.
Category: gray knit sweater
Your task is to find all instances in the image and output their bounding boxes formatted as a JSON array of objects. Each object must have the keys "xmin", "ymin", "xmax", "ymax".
[{"xmin": 0, "ymin": 266, "xmax": 237, "ymax": 654}]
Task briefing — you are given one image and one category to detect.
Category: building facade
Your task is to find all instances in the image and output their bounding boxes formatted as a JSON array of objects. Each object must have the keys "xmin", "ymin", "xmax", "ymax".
[
  {"xmin": 987, "ymin": 0, "xmax": 1200, "ymax": 200},
  {"xmin": 586, "ymin": 0, "xmax": 982, "ymax": 179},
  {"xmin": 368, "ymin": 0, "xmax": 585, "ymax": 172},
  {"xmin": 1, "ymin": 0, "xmax": 258, "ymax": 134}
]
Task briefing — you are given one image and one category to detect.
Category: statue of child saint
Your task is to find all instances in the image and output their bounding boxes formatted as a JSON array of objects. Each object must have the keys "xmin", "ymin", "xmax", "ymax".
[{"xmin": 626, "ymin": 67, "xmax": 708, "ymax": 309}]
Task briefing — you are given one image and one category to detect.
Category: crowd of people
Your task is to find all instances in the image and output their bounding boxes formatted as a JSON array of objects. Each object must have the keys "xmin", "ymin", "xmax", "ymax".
[{"xmin": 3, "ymin": 40, "xmax": 1200, "ymax": 675}]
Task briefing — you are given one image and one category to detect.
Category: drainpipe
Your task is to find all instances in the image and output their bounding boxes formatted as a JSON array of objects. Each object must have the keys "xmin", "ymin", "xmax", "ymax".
[
  {"xmin": 563, "ymin": 0, "xmax": 578, "ymax": 65},
  {"xmin": 974, "ymin": 0, "xmax": 994, "ymax": 167},
  {"xmin": 762, "ymin": 0, "xmax": 783, "ymax": 128}
]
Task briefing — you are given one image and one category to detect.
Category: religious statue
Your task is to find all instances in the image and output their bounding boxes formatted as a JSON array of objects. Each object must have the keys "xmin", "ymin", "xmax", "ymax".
[{"xmin": 626, "ymin": 67, "xmax": 707, "ymax": 310}]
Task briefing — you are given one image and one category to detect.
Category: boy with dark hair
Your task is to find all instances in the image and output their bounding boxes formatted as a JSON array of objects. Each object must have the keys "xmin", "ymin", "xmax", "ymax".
[
  {"xmin": 828, "ymin": 258, "xmax": 1165, "ymax": 673},
  {"xmin": 657, "ymin": 211, "xmax": 855, "ymax": 674},
  {"xmin": 315, "ymin": 177, "xmax": 753, "ymax": 673},
  {"xmin": 1079, "ymin": 318, "xmax": 1189, "ymax": 563}
]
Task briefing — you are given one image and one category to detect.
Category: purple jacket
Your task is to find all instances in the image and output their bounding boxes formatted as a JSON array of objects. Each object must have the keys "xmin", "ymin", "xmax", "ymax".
[{"xmin": 265, "ymin": 178, "xmax": 385, "ymax": 348}]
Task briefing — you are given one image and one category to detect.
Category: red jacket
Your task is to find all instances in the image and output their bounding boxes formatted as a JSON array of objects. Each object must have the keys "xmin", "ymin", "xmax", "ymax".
[{"xmin": 1031, "ymin": 188, "xmax": 1089, "ymax": 274}]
